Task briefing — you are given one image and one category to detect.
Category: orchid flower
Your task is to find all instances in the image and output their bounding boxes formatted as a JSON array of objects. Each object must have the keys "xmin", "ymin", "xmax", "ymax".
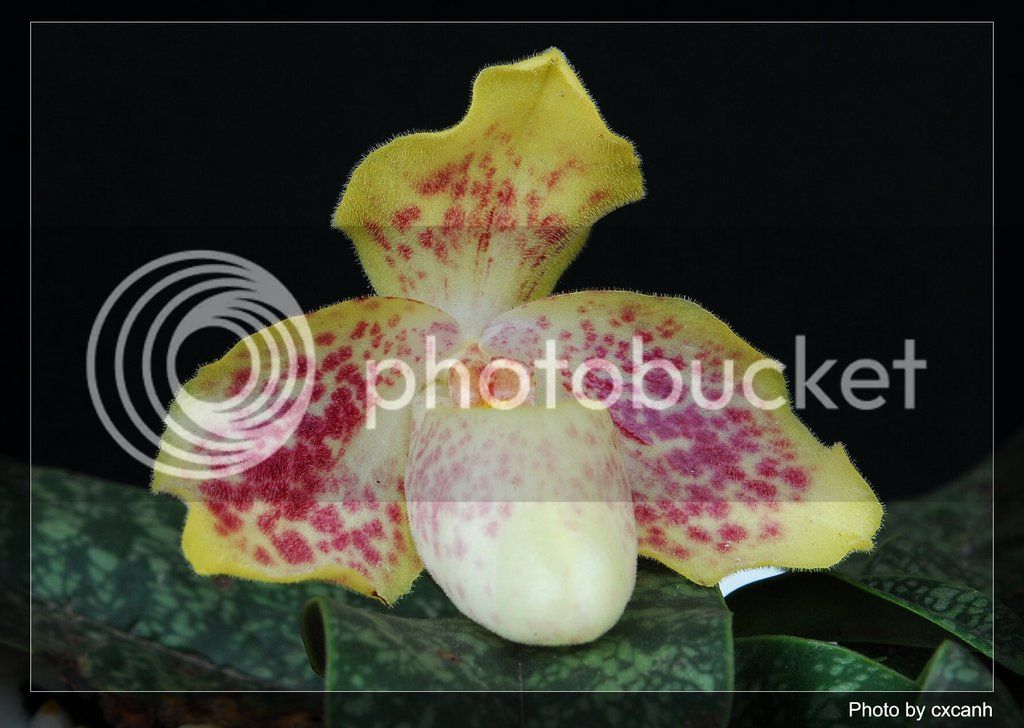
[{"xmin": 153, "ymin": 49, "xmax": 883, "ymax": 646}]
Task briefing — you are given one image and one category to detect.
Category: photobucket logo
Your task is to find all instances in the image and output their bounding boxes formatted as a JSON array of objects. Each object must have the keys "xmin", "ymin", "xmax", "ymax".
[
  {"xmin": 87, "ymin": 251, "xmax": 315, "ymax": 478},
  {"xmin": 365, "ymin": 335, "xmax": 927, "ymax": 428}
]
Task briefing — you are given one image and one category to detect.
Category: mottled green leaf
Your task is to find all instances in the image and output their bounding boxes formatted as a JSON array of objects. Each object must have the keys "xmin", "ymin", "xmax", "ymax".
[
  {"xmin": 730, "ymin": 636, "xmax": 915, "ymax": 728},
  {"xmin": 994, "ymin": 429, "xmax": 1024, "ymax": 610},
  {"xmin": 734, "ymin": 636, "xmax": 916, "ymax": 691},
  {"xmin": 915, "ymin": 641, "xmax": 1021, "ymax": 728},
  {"xmin": 839, "ymin": 496, "xmax": 991, "ymax": 594},
  {"xmin": 27, "ymin": 463, "xmax": 452, "ymax": 691},
  {"xmin": 304, "ymin": 560, "xmax": 732, "ymax": 698},
  {"xmin": 843, "ymin": 643, "xmax": 938, "ymax": 681},
  {"xmin": 304, "ymin": 597, "xmax": 517, "ymax": 690},
  {"xmin": 728, "ymin": 572, "xmax": 961, "ymax": 654},
  {"xmin": 919, "ymin": 640, "xmax": 994, "ymax": 691},
  {"xmin": 834, "ymin": 574, "xmax": 1024, "ymax": 676},
  {"xmin": 831, "ymin": 434, "xmax": 1024, "ymax": 678},
  {"xmin": 838, "ymin": 447, "xmax": 991, "ymax": 591},
  {"xmin": 522, "ymin": 562, "xmax": 733, "ymax": 693}
]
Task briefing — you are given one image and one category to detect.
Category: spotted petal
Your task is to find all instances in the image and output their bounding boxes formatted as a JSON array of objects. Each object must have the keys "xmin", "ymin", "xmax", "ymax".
[
  {"xmin": 334, "ymin": 48, "xmax": 644, "ymax": 336},
  {"xmin": 405, "ymin": 399, "xmax": 637, "ymax": 645},
  {"xmin": 481, "ymin": 291, "xmax": 883, "ymax": 586},
  {"xmin": 153, "ymin": 297, "xmax": 461, "ymax": 604}
]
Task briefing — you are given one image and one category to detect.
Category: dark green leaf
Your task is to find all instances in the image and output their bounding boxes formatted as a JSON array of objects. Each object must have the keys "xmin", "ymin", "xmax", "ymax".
[
  {"xmin": 26, "ymin": 462, "xmax": 446, "ymax": 691},
  {"xmin": 832, "ymin": 432, "xmax": 1024, "ymax": 678},
  {"xmin": 915, "ymin": 641, "xmax": 1022, "ymax": 728},
  {"xmin": 919, "ymin": 640, "xmax": 994, "ymax": 690},
  {"xmin": 305, "ymin": 559, "xmax": 732, "ymax": 696},
  {"xmin": 842, "ymin": 643, "xmax": 938, "ymax": 681},
  {"xmin": 838, "ymin": 469, "xmax": 992, "ymax": 593},
  {"xmin": 994, "ymin": 429, "xmax": 1024, "ymax": 611},
  {"xmin": 303, "ymin": 597, "xmax": 517, "ymax": 690},
  {"xmin": 522, "ymin": 561, "xmax": 733, "ymax": 692},
  {"xmin": 834, "ymin": 574, "xmax": 1024, "ymax": 676},
  {"xmin": 730, "ymin": 636, "xmax": 915, "ymax": 728},
  {"xmin": 728, "ymin": 572, "xmax": 961, "ymax": 651},
  {"xmin": 733, "ymin": 635, "xmax": 916, "ymax": 691}
]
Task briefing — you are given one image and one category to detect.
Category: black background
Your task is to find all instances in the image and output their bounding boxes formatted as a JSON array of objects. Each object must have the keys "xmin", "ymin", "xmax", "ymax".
[{"xmin": 28, "ymin": 23, "xmax": 995, "ymax": 500}]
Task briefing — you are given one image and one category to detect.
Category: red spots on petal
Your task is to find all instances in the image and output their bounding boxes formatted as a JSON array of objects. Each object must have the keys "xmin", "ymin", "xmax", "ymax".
[
  {"xmin": 364, "ymin": 518, "xmax": 385, "ymax": 540},
  {"xmin": 745, "ymin": 479, "xmax": 778, "ymax": 499},
  {"xmin": 755, "ymin": 458, "xmax": 779, "ymax": 478},
  {"xmin": 719, "ymin": 523, "xmax": 748, "ymax": 542},
  {"xmin": 453, "ymin": 536, "xmax": 467, "ymax": 560},
  {"xmin": 209, "ymin": 501, "xmax": 242, "ymax": 535},
  {"xmin": 257, "ymin": 510, "xmax": 280, "ymax": 534},
  {"xmin": 225, "ymin": 368, "xmax": 251, "ymax": 397},
  {"xmin": 496, "ymin": 179, "xmax": 515, "ymax": 206},
  {"xmin": 311, "ymin": 505, "xmax": 344, "ymax": 534},
  {"xmin": 391, "ymin": 205, "xmax": 422, "ymax": 233},
  {"xmin": 281, "ymin": 491, "xmax": 316, "ymax": 521},
  {"xmin": 542, "ymin": 159, "xmax": 583, "ymax": 191},
  {"xmin": 687, "ymin": 526, "xmax": 712, "ymax": 544},
  {"xmin": 721, "ymin": 464, "xmax": 746, "ymax": 482},
  {"xmin": 635, "ymin": 502, "xmax": 659, "ymax": 525},
  {"xmin": 417, "ymin": 154, "xmax": 473, "ymax": 197},
  {"xmin": 644, "ymin": 526, "xmax": 668, "ymax": 549},
  {"xmin": 272, "ymin": 530, "xmax": 314, "ymax": 564},
  {"xmin": 537, "ymin": 214, "xmax": 568, "ymax": 247},
  {"xmin": 322, "ymin": 345, "xmax": 354, "ymax": 371},
  {"xmin": 725, "ymin": 408, "xmax": 754, "ymax": 425},
  {"xmin": 782, "ymin": 467, "xmax": 809, "ymax": 489},
  {"xmin": 351, "ymin": 528, "xmax": 382, "ymax": 567},
  {"xmin": 182, "ymin": 303, "xmax": 458, "ymax": 601},
  {"xmin": 200, "ymin": 479, "xmax": 256, "ymax": 514},
  {"xmin": 442, "ymin": 205, "xmax": 465, "ymax": 234},
  {"xmin": 707, "ymin": 500, "xmax": 731, "ymax": 520},
  {"xmin": 365, "ymin": 220, "xmax": 392, "ymax": 251},
  {"xmin": 418, "ymin": 229, "xmax": 438, "ymax": 252},
  {"xmin": 670, "ymin": 546, "xmax": 691, "ymax": 560}
]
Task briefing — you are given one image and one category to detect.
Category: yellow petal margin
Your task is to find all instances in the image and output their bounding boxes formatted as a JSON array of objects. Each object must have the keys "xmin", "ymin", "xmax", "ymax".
[
  {"xmin": 334, "ymin": 48, "xmax": 644, "ymax": 337},
  {"xmin": 482, "ymin": 291, "xmax": 884, "ymax": 586},
  {"xmin": 152, "ymin": 297, "xmax": 461, "ymax": 604}
]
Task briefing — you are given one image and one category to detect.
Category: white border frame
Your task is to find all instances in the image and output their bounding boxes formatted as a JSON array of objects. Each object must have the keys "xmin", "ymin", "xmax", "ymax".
[{"xmin": 25, "ymin": 19, "xmax": 999, "ymax": 704}]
